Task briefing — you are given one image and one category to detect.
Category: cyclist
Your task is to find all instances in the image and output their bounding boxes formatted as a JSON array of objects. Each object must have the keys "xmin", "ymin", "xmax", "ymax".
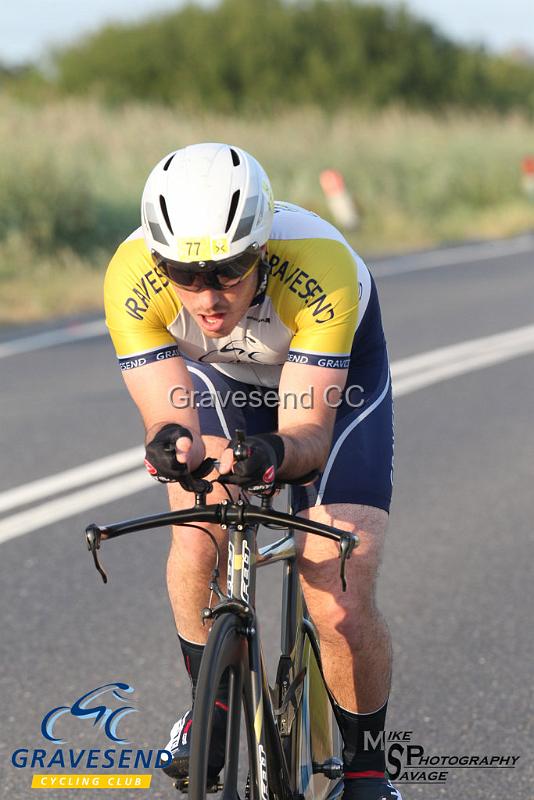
[{"xmin": 104, "ymin": 143, "xmax": 400, "ymax": 800}]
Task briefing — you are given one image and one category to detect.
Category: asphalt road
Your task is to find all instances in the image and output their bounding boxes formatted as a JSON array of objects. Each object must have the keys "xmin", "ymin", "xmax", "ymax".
[{"xmin": 1, "ymin": 236, "xmax": 533, "ymax": 799}]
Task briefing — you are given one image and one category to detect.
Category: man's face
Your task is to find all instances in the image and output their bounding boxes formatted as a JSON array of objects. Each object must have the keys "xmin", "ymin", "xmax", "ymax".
[{"xmin": 172, "ymin": 266, "xmax": 260, "ymax": 338}]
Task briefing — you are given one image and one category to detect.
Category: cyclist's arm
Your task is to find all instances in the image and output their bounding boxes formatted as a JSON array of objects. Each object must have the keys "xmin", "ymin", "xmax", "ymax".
[
  {"xmin": 276, "ymin": 361, "xmax": 348, "ymax": 479},
  {"xmin": 104, "ymin": 237, "xmax": 206, "ymax": 469},
  {"xmin": 122, "ymin": 357, "xmax": 206, "ymax": 469},
  {"xmin": 265, "ymin": 238, "xmax": 360, "ymax": 478}
]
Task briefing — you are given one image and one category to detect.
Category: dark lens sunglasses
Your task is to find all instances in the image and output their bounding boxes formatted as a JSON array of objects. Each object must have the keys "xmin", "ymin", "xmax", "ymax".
[{"xmin": 152, "ymin": 246, "xmax": 261, "ymax": 292}]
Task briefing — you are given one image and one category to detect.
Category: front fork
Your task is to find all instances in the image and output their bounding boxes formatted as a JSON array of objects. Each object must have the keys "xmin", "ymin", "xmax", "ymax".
[
  {"xmin": 247, "ymin": 629, "xmax": 292, "ymax": 800},
  {"xmin": 222, "ymin": 522, "xmax": 292, "ymax": 800}
]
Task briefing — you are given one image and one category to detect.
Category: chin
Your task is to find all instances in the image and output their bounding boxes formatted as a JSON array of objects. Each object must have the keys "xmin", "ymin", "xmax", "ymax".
[
  {"xmin": 201, "ymin": 323, "xmax": 234, "ymax": 339},
  {"xmin": 203, "ymin": 330, "xmax": 228, "ymax": 339}
]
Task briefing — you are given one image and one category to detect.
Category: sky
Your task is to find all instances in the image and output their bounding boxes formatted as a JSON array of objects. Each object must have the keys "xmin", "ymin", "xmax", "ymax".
[{"xmin": 1, "ymin": 0, "xmax": 533, "ymax": 66}]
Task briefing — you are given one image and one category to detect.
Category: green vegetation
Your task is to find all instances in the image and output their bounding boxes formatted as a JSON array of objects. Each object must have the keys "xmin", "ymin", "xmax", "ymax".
[
  {"xmin": 1, "ymin": 97, "xmax": 533, "ymax": 322},
  {"xmin": 1, "ymin": 1, "xmax": 533, "ymax": 321},
  {"xmin": 38, "ymin": 0, "xmax": 534, "ymax": 115}
]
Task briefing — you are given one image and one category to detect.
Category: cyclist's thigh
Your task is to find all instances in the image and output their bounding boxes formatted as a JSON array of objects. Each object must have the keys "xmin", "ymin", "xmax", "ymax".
[
  {"xmin": 291, "ymin": 342, "xmax": 394, "ymax": 516},
  {"xmin": 168, "ymin": 359, "xmax": 278, "ymax": 513},
  {"xmin": 296, "ymin": 502, "xmax": 388, "ymax": 596},
  {"xmin": 184, "ymin": 359, "xmax": 278, "ymax": 439},
  {"xmin": 168, "ymin": 359, "xmax": 277, "ymax": 524}
]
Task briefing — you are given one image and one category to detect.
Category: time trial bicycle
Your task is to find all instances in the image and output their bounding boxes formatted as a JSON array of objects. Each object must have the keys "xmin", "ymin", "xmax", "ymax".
[{"xmin": 86, "ymin": 431, "xmax": 358, "ymax": 800}]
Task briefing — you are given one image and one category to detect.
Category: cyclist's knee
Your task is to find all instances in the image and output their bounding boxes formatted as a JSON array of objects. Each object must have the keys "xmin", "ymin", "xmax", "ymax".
[
  {"xmin": 169, "ymin": 527, "xmax": 223, "ymax": 564},
  {"xmin": 167, "ymin": 433, "xmax": 238, "ymax": 555},
  {"xmin": 296, "ymin": 503, "xmax": 386, "ymax": 633},
  {"xmin": 304, "ymin": 572, "xmax": 378, "ymax": 628},
  {"xmin": 314, "ymin": 593, "xmax": 384, "ymax": 648},
  {"xmin": 296, "ymin": 503, "xmax": 386, "ymax": 581}
]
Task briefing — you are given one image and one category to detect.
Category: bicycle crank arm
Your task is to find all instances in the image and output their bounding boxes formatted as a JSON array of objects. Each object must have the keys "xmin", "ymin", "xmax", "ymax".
[{"xmin": 174, "ymin": 775, "xmax": 223, "ymax": 794}]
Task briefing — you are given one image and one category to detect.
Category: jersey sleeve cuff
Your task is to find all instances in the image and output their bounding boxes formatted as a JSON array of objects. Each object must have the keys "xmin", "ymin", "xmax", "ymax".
[
  {"xmin": 287, "ymin": 349, "xmax": 351, "ymax": 368},
  {"xmin": 118, "ymin": 344, "xmax": 179, "ymax": 371}
]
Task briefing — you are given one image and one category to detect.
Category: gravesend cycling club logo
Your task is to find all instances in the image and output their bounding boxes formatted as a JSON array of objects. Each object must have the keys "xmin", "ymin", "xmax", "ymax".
[
  {"xmin": 10, "ymin": 682, "xmax": 173, "ymax": 790},
  {"xmin": 41, "ymin": 682, "xmax": 136, "ymax": 744}
]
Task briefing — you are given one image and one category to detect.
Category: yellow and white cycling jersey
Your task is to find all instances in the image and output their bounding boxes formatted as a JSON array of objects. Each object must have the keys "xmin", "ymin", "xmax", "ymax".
[{"xmin": 104, "ymin": 202, "xmax": 374, "ymax": 387}]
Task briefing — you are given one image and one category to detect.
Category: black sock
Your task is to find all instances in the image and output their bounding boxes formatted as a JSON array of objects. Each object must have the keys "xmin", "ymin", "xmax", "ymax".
[
  {"xmin": 336, "ymin": 700, "xmax": 388, "ymax": 778},
  {"xmin": 178, "ymin": 634, "xmax": 229, "ymax": 706}
]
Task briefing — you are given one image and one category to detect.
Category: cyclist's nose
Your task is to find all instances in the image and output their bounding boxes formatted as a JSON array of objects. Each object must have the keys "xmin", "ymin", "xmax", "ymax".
[{"xmin": 196, "ymin": 287, "xmax": 224, "ymax": 310}]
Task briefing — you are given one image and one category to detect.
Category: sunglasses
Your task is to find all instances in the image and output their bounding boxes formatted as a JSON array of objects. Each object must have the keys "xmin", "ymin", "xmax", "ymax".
[{"xmin": 152, "ymin": 246, "xmax": 261, "ymax": 292}]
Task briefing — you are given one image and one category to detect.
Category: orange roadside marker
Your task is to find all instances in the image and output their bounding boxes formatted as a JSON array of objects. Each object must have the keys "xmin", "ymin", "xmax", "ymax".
[{"xmin": 320, "ymin": 169, "xmax": 360, "ymax": 231}]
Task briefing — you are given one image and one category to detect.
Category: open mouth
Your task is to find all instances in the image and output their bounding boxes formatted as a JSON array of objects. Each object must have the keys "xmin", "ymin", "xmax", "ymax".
[{"xmin": 199, "ymin": 313, "xmax": 226, "ymax": 332}]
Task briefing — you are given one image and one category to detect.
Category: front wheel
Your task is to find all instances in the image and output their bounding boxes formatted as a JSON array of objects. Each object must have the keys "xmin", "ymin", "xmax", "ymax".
[{"xmin": 188, "ymin": 612, "xmax": 253, "ymax": 800}]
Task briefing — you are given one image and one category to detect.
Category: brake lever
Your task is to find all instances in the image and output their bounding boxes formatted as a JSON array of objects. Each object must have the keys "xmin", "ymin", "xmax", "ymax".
[
  {"xmin": 339, "ymin": 533, "xmax": 358, "ymax": 592},
  {"xmin": 85, "ymin": 524, "xmax": 108, "ymax": 584},
  {"xmin": 233, "ymin": 429, "xmax": 249, "ymax": 461}
]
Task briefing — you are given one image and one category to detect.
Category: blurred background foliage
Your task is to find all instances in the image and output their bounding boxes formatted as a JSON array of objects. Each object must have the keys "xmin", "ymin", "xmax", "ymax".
[
  {"xmin": 1, "ymin": 0, "xmax": 534, "ymax": 320},
  {"xmin": 3, "ymin": 0, "xmax": 534, "ymax": 113}
]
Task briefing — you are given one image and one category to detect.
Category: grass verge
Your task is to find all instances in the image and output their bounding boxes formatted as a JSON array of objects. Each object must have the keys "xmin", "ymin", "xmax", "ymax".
[{"xmin": 2, "ymin": 98, "xmax": 533, "ymax": 323}]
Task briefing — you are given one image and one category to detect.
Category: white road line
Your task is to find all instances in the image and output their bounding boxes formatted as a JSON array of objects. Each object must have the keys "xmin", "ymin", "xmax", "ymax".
[
  {"xmin": 0, "ymin": 319, "xmax": 107, "ymax": 359},
  {"xmin": 0, "ymin": 470, "xmax": 154, "ymax": 544},
  {"xmin": 0, "ymin": 323, "xmax": 533, "ymax": 543},
  {"xmin": 372, "ymin": 234, "xmax": 534, "ymax": 278},
  {"xmin": 0, "ymin": 446, "xmax": 144, "ymax": 514},
  {"xmin": 392, "ymin": 324, "xmax": 534, "ymax": 395}
]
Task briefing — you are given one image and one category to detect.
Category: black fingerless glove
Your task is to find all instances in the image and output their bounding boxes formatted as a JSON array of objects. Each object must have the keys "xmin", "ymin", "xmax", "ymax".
[
  {"xmin": 144, "ymin": 424, "xmax": 193, "ymax": 484},
  {"xmin": 224, "ymin": 432, "xmax": 285, "ymax": 490}
]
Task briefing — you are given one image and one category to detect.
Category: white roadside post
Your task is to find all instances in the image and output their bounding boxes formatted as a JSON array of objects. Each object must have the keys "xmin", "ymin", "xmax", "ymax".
[
  {"xmin": 521, "ymin": 156, "xmax": 534, "ymax": 201},
  {"xmin": 319, "ymin": 169, "xmax": 360, "ymax": 231}
]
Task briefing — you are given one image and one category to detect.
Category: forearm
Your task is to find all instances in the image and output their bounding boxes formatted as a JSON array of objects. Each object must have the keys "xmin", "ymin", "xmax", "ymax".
[
  {"xmin": 123, "ymin": 359, "xmax": 206, "ymax": 470},
  {"xmin": 277, "ymin": 423, "xmax": 332, "ymax": 479}
]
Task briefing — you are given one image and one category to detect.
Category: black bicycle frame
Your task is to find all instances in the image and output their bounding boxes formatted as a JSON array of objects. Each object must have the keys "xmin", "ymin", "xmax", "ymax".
[
  {"xmin": 219, "ymin": 517, "xmax": 344, "ymax": 800},
  {"xmin": 221, "ymin": 517, "xmax": 292, "ymax": 800},
  {"xmin": 86, "ymin": 493, "xmax": 355, "ymax": 800}
]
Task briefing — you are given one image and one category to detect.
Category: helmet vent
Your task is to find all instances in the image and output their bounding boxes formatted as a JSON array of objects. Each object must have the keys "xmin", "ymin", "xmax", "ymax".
[
  {"xmin": 163, "ymin": 154, "xmax": 175, "ymax": 171},
  {"xmin": 159, "ymin": 195, "xmax": 174, "ymax": 234},
  {"xmin": 225, "ymin": 190, "xmax": 240, "ymax": 233},
  {"xmin": 230, "ymin": 148, "xmax": 240, "ymax": 167}
]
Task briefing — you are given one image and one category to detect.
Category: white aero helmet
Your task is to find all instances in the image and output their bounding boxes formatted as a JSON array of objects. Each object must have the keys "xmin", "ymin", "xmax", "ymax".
[{"xmin": 141, "ymin": 142, "xmax": 274, "ymax": 265}]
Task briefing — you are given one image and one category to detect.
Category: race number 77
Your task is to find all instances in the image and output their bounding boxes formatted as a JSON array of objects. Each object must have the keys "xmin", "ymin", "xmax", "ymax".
[{"xmin": 186, "ymin": 241, "xmax": 201, "ymax": 257}]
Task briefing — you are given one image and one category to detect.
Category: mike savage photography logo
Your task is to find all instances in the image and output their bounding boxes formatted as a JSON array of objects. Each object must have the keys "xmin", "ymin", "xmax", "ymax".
[
  {"xmin": 10, "ymin": 682, "xmax": 172, "ymax": 790},
  {"xmin": 367, "ymin": 730, "xmax": 521, "ymax": 786}
]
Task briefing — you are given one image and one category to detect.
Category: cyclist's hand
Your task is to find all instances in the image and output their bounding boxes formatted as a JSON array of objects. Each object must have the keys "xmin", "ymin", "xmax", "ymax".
[
  {"xmin": 144, "ymin": 423, "xmax": 197, "ymax": 488},
  {"xmin": 220, "ymin": 432, "xmax": 285, "ymax": 490}
]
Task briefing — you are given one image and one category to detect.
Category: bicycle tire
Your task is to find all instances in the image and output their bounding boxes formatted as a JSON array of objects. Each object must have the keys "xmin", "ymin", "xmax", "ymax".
[{"xmin": 188, "ymin": 612, "xmax": 253, "ymax": 800}]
